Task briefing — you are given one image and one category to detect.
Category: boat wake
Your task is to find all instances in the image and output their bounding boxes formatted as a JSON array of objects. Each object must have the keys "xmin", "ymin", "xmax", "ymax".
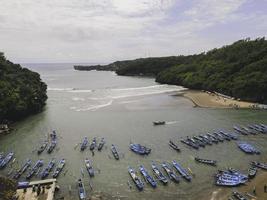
[
  {"xmin": 48, "ymin": 87, "xmax": 75, "ymax": 91},
  {"xmin": 165, "ymin": 121, "xmax": 179, "ymax": 125},
  {"xmin": 73, "ymin": 100, "xmax": 113, "ymax": 112}
]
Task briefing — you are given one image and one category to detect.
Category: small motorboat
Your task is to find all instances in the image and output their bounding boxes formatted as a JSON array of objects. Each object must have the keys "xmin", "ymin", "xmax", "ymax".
[
  {"xmin": 111, "ymin": 144, "xmax": 119, "ymax": 160},
  {"xmin": 139, "ymin": 165, "xmax": 157, "ymax": 188},
  {"xmin": 13, "ymin": 159, "xmax": 32, "ymax": 179},
  {"xmin": 0, "ymin": 152, "xmax": 14, "ymax": 168},
  {"xmin": 77, "ymin": 178, "xmax": 86, "ymax": 200},
  {"xmin": 153, "ymin": 121, "xmax": 165, "ymax": 125},
  {"xmin": 251, "ymin": 161, "xmax": 267, "ymax": 170},
  {"xmin": 97, "ymin": 137, "xmax": 105, "ymax": 151},
  {"xmin": 151, "ymin": 162, "xmax": 168, "ymax": 184},
  {"xmin": 26, "ymin": 159, "xmax": 44, "ymax": 180},
  {"xmin": 172, "ymin": 160, "xmax": 192, "ymax": 181},
  {"xmin": 37, "ymin": 140, "xmax": 48, "ymax": 154},
  {"xmin": 47, "ymin": 140, "xmax": 57, "ymax": 154},
  {"xmin": 90, "ymin": 137, "xmax": 97, "ymax": 151},
  {"xmin": 195, "ymin": 157, "xmax": 217, "ymax": 166},
  {"xmin": 169, "ymin": 140, "xmax": 180, "ymax": 151},
  {"xmin": 85, "ymin": 158, "xmax": 94, "ymax": 177},
  {"xmin": 248, "ymin": 166, "xmax": 257, "ymax": 179},
  {"xmin": 128, "ymin": 167, "xmax": 144, "ymax": 191},
  {"xmin": 232, "ymin": 191, "xmax": 248, "ymax": 200},
  {"xmin": 52, "ymin": 159, "xmax": 66, "ymax": 178},
  {"xmin": 130, "ymin": 143, "xmax": 151, "ymax": 155},
  {"xmin": 40, "ymin": 159, "xmax": 56, "ymax": 179},
  {"xmin": 162, "ymin": 162, "xmax": 180, "ymax": 183},
  {"xmin": 80, "ymin": 137, "xmax": 88, "ymax": 151}
]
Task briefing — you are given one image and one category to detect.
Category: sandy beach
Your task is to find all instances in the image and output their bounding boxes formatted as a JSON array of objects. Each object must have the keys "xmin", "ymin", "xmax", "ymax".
[{"xmin": 181, "ymin": 90, "xmax": 260, "ymax": 109}]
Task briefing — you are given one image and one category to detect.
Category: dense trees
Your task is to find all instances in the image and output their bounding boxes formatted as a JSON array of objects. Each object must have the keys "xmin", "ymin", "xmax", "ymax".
[{"xmin": 0, "ymin": 53, "xmax": 47, "ymax": 122}]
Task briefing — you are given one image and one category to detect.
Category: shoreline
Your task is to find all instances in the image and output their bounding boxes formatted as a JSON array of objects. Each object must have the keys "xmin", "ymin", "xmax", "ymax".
[{"xmin": 179, "ymin": 90, "xmax": 264, "ymax": 109}]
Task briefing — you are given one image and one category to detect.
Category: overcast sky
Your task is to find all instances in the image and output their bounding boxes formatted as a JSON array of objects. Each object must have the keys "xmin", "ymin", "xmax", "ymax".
[{"xmin": 0, "ymin": 0, "xmax": 266, "ymax": 63}]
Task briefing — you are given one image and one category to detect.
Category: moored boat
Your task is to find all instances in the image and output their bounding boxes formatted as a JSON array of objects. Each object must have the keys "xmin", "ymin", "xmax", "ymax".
[
  {"xmin": 85, "ymin": 158, "xmax": 94, "ymax": 177},
  {"xmin": 80, "ymin": 137, "xmax": 88, "ymax": 151},
  {"xmin": 90, "ymin": 137, "xmax": 97, "ymax": 151},
  {"xmin": 128, "ymin": 167, "xmax": 144, "ymax": 191},
  {"xmin": 139, "ymin": 165, "xmax": 157, "ymax": 188},
  {"xmin": 162, "ymin": 162, "xmax": 180, "ymax": 183},
  {"xmin": 232, "ymin": 191, "xmax": 248, "ymax": 200},
  {"xmin": 47, "ymin": 140, "xmax": 57, "ymax": 154},
  {"xmin": 53, "ymin": 159, "xmax": 66, "ymax": 178},
  {"xmin": 172, "ymin": 160, "xmax": 192, "ymax": 181},
  {"xmin": 40, "ymin": 158, "xmax": 56, "ymax": 179},
  {"xmin": 248, "ymin": 166, "xmax": 257, "ymax": 179},
  {"xmin": 13, "ymin": 159, "xmax": 32, "ymax": 179},
  {"xmin": 169, "ymin": 140, "xmax": 180, "ymax": 151},
  {"xmin": 130, "ymin": 143, "xmax": 151, "ymax": 155},
  {"xmin": 37, "ymin": 140, "xmax": 48, "ymax": 154},
  {"xmin": 181, "ymin": 139, "xmax": 199, "ymax": 150},
  {"xmin": 0, "ymin": 152, "xmax": 14, "ymax": 168},
  {"xmin": 195, "ymin": 157, "xmax": 217, "ymax": 166},
  {"xmin": 26, "ymin": 159, "xmax": 44, "ymax": 179},
  {"xmin": 153, "ymin": 121, "xmax": 165, "ymax": 125},
  {"xmin": 151, "ymin": 162, "xmax": 168, "ymax": 184},
  {"xmin": 251, "ymin": 161, "xmax": 267, "ymax": 170},
  {"xmin": 111, "ymin": 144, "xmax": 119, "ymax": 160},
  {"xmin": 233, "ymin": 125, "xmax": 248, "ymax": 135},
  {"xmin": 212, "ymin": 132, "xmax": 224, "ymax": 142},
  {"xmin": 77, "ymin": 178, "xmax": 86, "ymax": 200},
  {"xmin": 97, "ymin": 137, "xmax": 105, "ymax": 151},
  {"xmin": 237, "ymin": 142, "xmax": 260, "ymax": 154}
]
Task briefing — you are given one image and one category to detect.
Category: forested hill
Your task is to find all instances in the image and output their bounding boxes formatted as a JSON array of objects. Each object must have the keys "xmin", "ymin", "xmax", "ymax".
[
  {"xmin": 75, "ymin": 38, "xmax": 267, "ymax": 104},
  {"xmin": 0, "ymin": 53, "xmax": 47, "ymax": 122}
]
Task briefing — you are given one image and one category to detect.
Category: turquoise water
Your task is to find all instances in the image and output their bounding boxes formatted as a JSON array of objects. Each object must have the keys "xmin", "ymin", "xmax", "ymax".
[{"xmin": 0, "ymin": 63, "xmax": 267, "ymax": 199}]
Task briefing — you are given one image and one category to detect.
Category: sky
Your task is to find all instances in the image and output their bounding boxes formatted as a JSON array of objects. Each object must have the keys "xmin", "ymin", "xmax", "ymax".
[{"xmin": 0, "ymin": 0, "xmax": 266, "ymax": 63}]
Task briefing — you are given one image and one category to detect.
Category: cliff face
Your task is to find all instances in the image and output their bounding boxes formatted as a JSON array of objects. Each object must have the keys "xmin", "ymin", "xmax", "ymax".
[{"xmin": 0, "ymin": 53, "xmax": 47, "ymax": 122}]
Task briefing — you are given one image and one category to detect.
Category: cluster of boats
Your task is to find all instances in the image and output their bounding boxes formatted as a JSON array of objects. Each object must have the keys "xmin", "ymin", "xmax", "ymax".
[
  {"xmin": 234, "ymin": 123, "xmax": 267, "ymax": 135},
  {"xmin": 237, "ymin": 142, "xmax": 260, "ymax": 154},
  {"xmin": 130, "ymin": 143, "xmax": 151, "ymax": 155},
  {"xmin": 216, "ymin": 168, "xmax": 248, "ymax": 186},
  {"xmin": 80, "ymin": 137, "xmax": 105, "ymax": 151},
  {"xmin": 128, "ymin": 160, "xmax": 192, "ymax": 190},
  {"xmin": 37, "ymin": 130, "xmax": 57, "ymax": 154}
]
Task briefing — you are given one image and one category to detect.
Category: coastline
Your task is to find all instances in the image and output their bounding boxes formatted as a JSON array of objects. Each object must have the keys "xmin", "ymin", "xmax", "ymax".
[{"xmin": 179, "ymin": 90, "xmax": 263, "ymax": 109}]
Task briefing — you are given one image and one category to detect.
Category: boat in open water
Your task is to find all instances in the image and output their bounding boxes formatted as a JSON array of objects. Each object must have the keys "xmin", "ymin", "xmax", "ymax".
[
  {"xmin": 162, "ymin": 162, "xmax": 180, "ymax": 183},
  {"xmin": 139, "ymin": 165, "xmax": 157, "ymax": 188},
  {"xmin": 90, "ymin": 137, "xmax": 97, "ymax": 150},
  {"xmin": 53, "ymin": 159, "xmax": 65, "ymax": 178},
  {"xmin": 77, "ymin": 178, "xmax": 86, "ymax": 200},
  {"xmin": 151, "ymin": 162, "xmax": 168, "ymax": 184},
  {"xmin": 128, "ymin": 167, "xmax": 144, "ymax": 191},
  {"xmin": 97, "ymin": 137, "xmax": 105, "ymax": 151},
  {"xmin": 26, "ymin": 159, "xmax": 44, "ymax": 179},
  {"xmin": 37, "ymin": 140, "xmax": 48, "ymax": 154},
  {"xmin": 172, "ymin": 160, "xmax": 192, "ymax": 181},
  {"xmin": 13, "ymin": 159, "xmax": 31, "ymax": 179},
  {"xmin": 80, "ymin": 137, "xmax": 88, "ymax": 151},
  {"xmin": 130, "ymin": 143, "xmax": 151, "ymax": 155},
  {"xmin": 195, "ymin": 157, "xmax": 217, "ymax": 166},
  {"xmin": 153, "ymin": 121, "xmax": 165, "ymax": 125},
  {"xmin": 40, "ymin": 158, "xmax": 56, "ymax": 179},
  {"xmin": 85, "ymin": 158, "xmax": 94, "ymax": 177},
  {"xmin": 111, "ymin": 144, "xmax": 119, "ymax": 160},
  {"xmin": 0, "ymin": 152, "xmax": 14, "ymax": 168}
]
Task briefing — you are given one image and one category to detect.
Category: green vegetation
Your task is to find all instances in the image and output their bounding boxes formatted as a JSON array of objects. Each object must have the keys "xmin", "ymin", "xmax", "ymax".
[
  {"xmin": 0, "ymin": 53, "xmax": 47, "ymax": 122},
  {"xmin": 0, "ymin": 176, "xmax": 16, "ymax": 200},
  {"xmin": 76, "ymin": 38, "xmax": 267, "ymax": 104}
]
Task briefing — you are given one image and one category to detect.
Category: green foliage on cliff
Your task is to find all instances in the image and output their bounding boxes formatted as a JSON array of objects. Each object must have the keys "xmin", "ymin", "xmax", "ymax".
[
  {"xmin": 0, "ymin": 176, "xmax": 16, "ymax": 200},
  {"xmin": 0, "ymin": 53, "xmax": 47, "ymax": 122}
]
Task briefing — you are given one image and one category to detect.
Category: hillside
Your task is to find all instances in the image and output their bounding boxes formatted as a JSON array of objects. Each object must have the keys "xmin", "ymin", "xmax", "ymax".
[{"xmin": 0, "ymin": 53, "xmax": 47, "ymax": 122}]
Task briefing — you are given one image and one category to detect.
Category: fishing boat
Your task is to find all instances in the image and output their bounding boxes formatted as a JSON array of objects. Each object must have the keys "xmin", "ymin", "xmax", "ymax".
[
  {"xmin": 161, "ymin": 162, "xmax": 180, "ymax": 183},
  {"xmin": 233, "ymin": 126, "xmax": 248, "ymax": 135},
  {"xmin": 237, "ymin": 142, "xmax": 260, "ymax": 154},
  {"xmin": 128, "ymin": 167, "xmax": 144, "ymax": 191},
  {"xmin": 0, "ymin": 152, "xmax": 4, "ymax": 163},
  {"xmin": 77, "ymin": 178, "xmax": 86, "ymax": 200},
  {"xmin": 130, "ymin": 143, "xmax": 151, "ymax": 155},
  {"xmin": 199, "ymin": 135, "xmax": 212, "ymax": 145},
  {"xmin": 89, "ymin": 137, "xmax": 97, "ymax": 150},
  {"xmin": 80, "ymin": 137, "xmax": 88, "ymax": 151},
  {"xmin": 153, "ymin": 121, "xmax": 165, "ymax": 125},
  {"xmin": 248, "ymin": 166, "xmax": 257, "ymax": 179},
  {"xmin": 40, "ymin": 159, "xmax": 56, "ymax": 179},
  {"xmin": 206, "ymin": 133, "xmax": 219, "ymax": 143},
  {"xmin": 195, "ymin": 157, "xmax": 217, "ymax": 166},
  {"xmin": 53, "ymin": 159, "xmax": 66, "ymax": 178},
  {"xmin": 26, "ymin": 159, "xmax": 44, "ymax": 179},
  {"xmin": 13, "ymin": 159, "xmax": 32, "ymax": 179},
  {"xmin": 85, "ymin": 158, "xmax": 94, "ymax": 177},
  {"xmin": 188, "ymin": 138, "xmax": 204, "ymax": 148},
  {"xmin": 253, "ymin": 124, "xmax": 267, "ymax": 133},
  {"xmin": 215, "ymin": 169, "xmax": 248, "ymax": 186},
  {"xmin": 232, "ymin": 191, "xmax": 248, "ymax": 200},
  {"xmin": 212, "ymin": 132, "xmax": 224, "ymax": 142},
  {"xmin": 37, "ymin": 140, "xmax": 48, "ymax": 154},
  {"xmin": 181, "ymin": 139, "xmax": 199, "ymax": 149},
  {"xmin": 241, "ymin": 126, "xmax": 256, "ymax": 135},
  {"xmin": 111, "ymin": 144, "xmax": 119, "ymax": 160},
  {"xmin": 172, "ymin": 160, "xmax": 192, "ymax": 181},
  {"xmin": 139, "ymin": 165, "xmax": 157, "ymax": 188},
  {"xmin": 169, "ymin": 140, "xmax": 180, "ymax": 151},
  {"xmin": 151, "ymin": 162, "xmax": 168, "ymax": 184},
  {"xmin": 219, "ymin": 131, "xmax": 233, "ymax": 140},
  {"xmin": 248, "ymin": 124, "xmax": 264, "ymax": 133},
  {"xmin": 47, "ymin": 140, "xmax": 57, "ymax": 154},
  {"xmin": 193, "ymin": 136, "xmax": 208, "ymax": 146},
  {"xmin": 97, "ymin": 137, "xmax": 105, "ymax": 151},
  {"xmin": 0, "ymin": 152, "xmax": 14, "ymax": 168},
  {"xmin": 251, "ymin": 161, "xmax": 267, "ymax": 170}
]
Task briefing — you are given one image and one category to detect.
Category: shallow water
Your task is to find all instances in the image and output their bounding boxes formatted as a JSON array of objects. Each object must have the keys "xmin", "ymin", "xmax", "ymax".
[{"xmin": 0, "ymin": 63, "xmax": 267, "ymax": 200}]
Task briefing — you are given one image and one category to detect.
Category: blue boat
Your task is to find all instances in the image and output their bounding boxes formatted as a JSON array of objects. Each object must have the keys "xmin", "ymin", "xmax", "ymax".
[
  {"xmin": 97, "ymin": 138, "xmax": 105, "ymax": 151},
  {"xmin": 37, "ymin": 140, "xmax": 48, "ymax": 154},
  {"xmin": 40, "ymin": 159, "xmax": 56, "ymax": 179},
  {"xmin": 172, "ymin": 160, "xmax": 192, "ymax": 181},
  {"xmin": 128, "ymin": 167, "xmax": 144, "ymax": 191},
  {"xmin": 151, "ymin": 162, "xmax": 168, "ymax": 184},
  {"xmin": 111, "ymin": 144, "xmax": 119, "ymax": 160},
  {"xmin": 50, "ymin": 130, "xmax": 57, "ymax": 140},
  {"xmin": 90, "ymin": 137, "xmax": 97, "ymax": 150},
  {"xmin": 13, "ymin": 159, "xmax": 32, "ymax": 179},
  {"xmin": 130, "ymin": 143, "xmax": 151, "ymax": 155},
  {"xmin": 0, "ymin": 152, "xmax": 14, "ymax": 168},
  {"xmin": 26, "ymin": 159, "xmax": 44, "ymax": 179},
  {"xmin": 77, "ymin": 178, "xmax": 86, "ymax": 200},
  {"xmin": 80, "ymin": 137, "xmax": 88, "ymax": 151},
  {"xmin": 85, "ymin": 158, "xmax": 94, "ymax": 177},
  {"xmin": 47, "ymin": 140, "xmax": 57, "ymax": 154},
  {"xmin": 0, "ymin": 152, "xmax": 5, "ymax": 164},
  {"xmin": 17, "ymin": 181, "xmax": 30, "ymax": 189},
  {"xmin": 52, "ymin": 159, "xmax": 65, "ymax": 178},
  {"xmin": 139, "ymin": 165, "xmax": 157, "ymax": 188},
  {"xmin": 161, "ymin": 162, "xmax": 180, "ymax": 183},
  {"xmin": 237, "ymin": 142, "xmax": 260, "ymax": 154},
  {"xmin": 216, "ymin": 168, "xmax": 248, "ymax": 186}
]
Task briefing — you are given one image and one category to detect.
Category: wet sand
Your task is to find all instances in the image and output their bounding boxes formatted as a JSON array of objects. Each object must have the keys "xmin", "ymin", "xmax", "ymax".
[{"xmin": 181, "ymin": 90, "xmax": 258, "ymax": 109}]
